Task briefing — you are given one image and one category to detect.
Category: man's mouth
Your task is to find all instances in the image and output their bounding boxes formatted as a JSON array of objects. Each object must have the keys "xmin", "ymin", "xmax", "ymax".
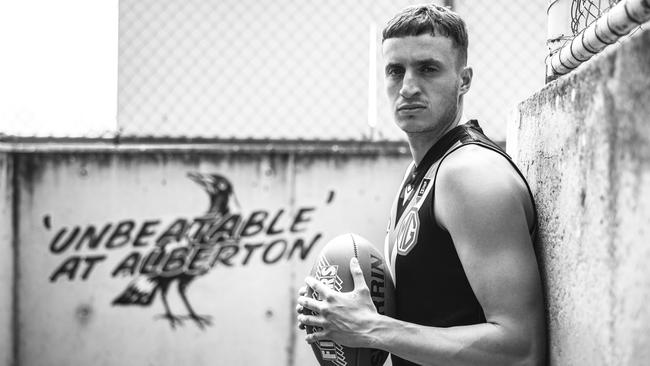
[{"xmin": 397, "ymin": 103, "xmax": 427, "ymax": 112}]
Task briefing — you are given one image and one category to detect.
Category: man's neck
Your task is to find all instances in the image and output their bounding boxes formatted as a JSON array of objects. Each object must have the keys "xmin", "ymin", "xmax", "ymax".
[{"xmin": 407, "ymin": 116, "xmax": 462, "ymax": 166}]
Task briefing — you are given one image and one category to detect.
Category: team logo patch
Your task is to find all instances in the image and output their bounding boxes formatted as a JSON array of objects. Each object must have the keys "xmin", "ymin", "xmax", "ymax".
[
  {"xmin": 418, "ymin": 179, "xmax": 431, "ymax": 197},
  {"xmin": 396, "ymin": 209, "xmax": 419, "ymax": 255}
]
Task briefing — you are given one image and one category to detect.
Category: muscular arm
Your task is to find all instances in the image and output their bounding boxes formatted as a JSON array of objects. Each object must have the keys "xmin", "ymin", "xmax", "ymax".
[
  {"xmin": 369, "ymin": 146, "xmax": 546, "ymax": 365},
  {"xmin": 298, "ymin": 146, "xmax": 546, "ymax": 366}
]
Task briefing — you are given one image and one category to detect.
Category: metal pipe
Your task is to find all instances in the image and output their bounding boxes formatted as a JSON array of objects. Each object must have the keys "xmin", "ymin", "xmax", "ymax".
[{"xmin": 546, "ymin": 0, "xmax": 650, "ymax": 81}]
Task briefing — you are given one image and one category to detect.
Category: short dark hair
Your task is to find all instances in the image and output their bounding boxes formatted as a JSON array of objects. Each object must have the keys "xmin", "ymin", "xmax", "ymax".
[{"xmin": 382, "ymin": 4, "xmax": 468, "ymax": 66}]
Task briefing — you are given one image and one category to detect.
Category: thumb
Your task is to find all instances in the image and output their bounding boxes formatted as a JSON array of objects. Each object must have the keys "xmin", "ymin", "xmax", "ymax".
[{"xmin": 350, "ymin": 257, "xmax": 368, "ymax": 291}]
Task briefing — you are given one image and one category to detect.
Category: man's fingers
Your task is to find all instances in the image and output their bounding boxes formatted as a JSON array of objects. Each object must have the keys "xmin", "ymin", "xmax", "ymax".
[
  {"xmin": 298, "ymin": 285, "xmax": 308, "ymax": 296},
  {"xmin": 305, "ymin": 276, "xmax": 334, "ymax": 299},
  {"xmin": 297, "ymin": 295, "xmax": 324, "ymax": 313},
  {"xmin": 295, "ymin": 303, "xmax": 303, "ymax": 314},
  {"xmin": 297, "ymin": 314, "xmax": 327, "ymax": 328},
  {"xmin": 305, "ymin": 330, "xmax": 329, "ymax": 344},
  {"xmin": 350, "ymin": 257, "xmax": 368, "ymax": 291}
]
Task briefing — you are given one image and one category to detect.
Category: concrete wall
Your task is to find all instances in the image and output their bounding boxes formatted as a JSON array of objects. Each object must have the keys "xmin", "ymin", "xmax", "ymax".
[
  {"xmin": 3, "ymin": 144, "xmax": 409, "ymax": 366},
  {"xmin": 507, "ymin": 28, "xmax": 650, "ymax": 365}
]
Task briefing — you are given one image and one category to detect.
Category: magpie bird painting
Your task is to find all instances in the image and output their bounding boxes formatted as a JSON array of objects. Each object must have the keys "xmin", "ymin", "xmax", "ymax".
[{"xmin": 112, "ymin": 172, "xmax": 238, "ymax": 329}]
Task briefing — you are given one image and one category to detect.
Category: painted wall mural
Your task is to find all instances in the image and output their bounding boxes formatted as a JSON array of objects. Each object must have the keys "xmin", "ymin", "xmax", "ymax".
[
  {"xmin": 43, "ymin": 172, "xmax": 330, "ymax": 329},
  {"xmin": 12, "ymin": 152, "xmax": 408, "ymax": 366}
]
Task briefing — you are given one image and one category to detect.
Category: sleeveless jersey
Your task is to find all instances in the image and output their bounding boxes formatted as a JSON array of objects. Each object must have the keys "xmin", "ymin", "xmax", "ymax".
[{"xmin": 384, "ymin": 120, "xmax": 537, "ymax": 366}]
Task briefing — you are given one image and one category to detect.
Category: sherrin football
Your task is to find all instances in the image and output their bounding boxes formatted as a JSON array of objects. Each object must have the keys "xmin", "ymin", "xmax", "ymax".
[{"xmin": 306, "ymin": 233, "xmax": 396, "ymax": 366}]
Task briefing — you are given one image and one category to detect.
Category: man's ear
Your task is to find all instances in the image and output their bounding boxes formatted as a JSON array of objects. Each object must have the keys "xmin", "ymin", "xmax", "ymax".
[{"xmin": 459, "ymin": 66, "xmax": 473, "ymax": 96}]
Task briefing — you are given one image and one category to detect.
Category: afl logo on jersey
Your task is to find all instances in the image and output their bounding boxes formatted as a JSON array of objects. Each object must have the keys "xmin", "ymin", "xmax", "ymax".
[{"xmin": 396, "ymin": 209, "xmax": 419, "ymax": 255}]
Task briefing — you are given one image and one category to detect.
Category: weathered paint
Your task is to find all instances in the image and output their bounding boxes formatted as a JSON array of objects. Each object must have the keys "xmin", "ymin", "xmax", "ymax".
[
  {"xmin": 508, "ymin": 27, "xmax": 650, "ymax": 365},
  {"xmin": 0, "ymin": 153, "xmax": 15, "ymax": 366},
  {"xmin": 7, "ymin": 147, "xmax": 409, "ymax": 366}
]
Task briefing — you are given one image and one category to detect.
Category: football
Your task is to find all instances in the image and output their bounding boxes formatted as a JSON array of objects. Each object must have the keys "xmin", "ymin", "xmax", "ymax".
[{"xmin": 306, "ymin": 233, "xmax": 396, "ymax": 366}]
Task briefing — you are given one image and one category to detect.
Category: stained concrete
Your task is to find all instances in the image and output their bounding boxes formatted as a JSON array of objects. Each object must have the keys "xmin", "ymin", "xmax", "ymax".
[
  {"xmin": 508, "ymin": 27, "xmax": 650, "ymax": 366},
  {"xmin": 2, "ymin": 147, "xmax": 409, "ymax": 366}
]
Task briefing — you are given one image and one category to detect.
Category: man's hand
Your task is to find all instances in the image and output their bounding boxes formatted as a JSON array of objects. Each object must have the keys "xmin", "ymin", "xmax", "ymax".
[
  {"xmin": 296, "ymin": 257, "xmax": 380, "ymax": 348},
  {"xmin": 295, "ymin": 285, "xmax": 308, "ymax": 330}
]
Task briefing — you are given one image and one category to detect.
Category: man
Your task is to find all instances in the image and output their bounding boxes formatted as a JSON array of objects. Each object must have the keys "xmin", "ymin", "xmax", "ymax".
[{"xmin": 297, "ymin": 4, "xmax": 546, "ymax": 365}]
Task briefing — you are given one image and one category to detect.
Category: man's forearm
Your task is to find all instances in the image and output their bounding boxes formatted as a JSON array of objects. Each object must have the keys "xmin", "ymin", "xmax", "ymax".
[{"xmin": 369, "ymin": 314, "xmax": 540, "ymax": 366}]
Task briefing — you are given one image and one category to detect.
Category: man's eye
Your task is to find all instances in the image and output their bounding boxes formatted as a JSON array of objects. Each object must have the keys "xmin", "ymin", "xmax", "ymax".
[
  {"xmin": 421, "ymin": 66, "xmax": 438, "ymax": 73},
  {"xmin": 386, "ymin": 67, "xmax": 404, "ymax": 76}
]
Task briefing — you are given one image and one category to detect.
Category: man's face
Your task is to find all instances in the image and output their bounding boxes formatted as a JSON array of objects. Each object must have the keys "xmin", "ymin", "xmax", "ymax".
[{"xmin": 382, "ymin": 34, "xmax": 469, "ymax": 134}]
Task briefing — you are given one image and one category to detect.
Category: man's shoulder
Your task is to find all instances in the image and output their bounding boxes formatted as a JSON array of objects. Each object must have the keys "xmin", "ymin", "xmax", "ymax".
[
  {"xmin": 434, "ymin": 143, "xmax": 534, "ymax": 230},
  {"xmin": 437, "ymin": 143, "xmax": 516, "ymax": 188}
]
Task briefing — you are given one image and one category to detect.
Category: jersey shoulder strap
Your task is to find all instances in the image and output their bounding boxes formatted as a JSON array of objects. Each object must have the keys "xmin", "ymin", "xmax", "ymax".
[
  {"xmin": 452, "ymin": 120, "xmax": 538, "ymax": 236},
  {"xmin": 384, "ymin": 120, "xmax": 538, "ymax": 283}
]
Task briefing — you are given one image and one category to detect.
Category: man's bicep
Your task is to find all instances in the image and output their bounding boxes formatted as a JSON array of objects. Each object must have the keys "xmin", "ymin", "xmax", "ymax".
[{"xmin": 435, "ymin": 154, "xmax": 543, "ymax": 334}]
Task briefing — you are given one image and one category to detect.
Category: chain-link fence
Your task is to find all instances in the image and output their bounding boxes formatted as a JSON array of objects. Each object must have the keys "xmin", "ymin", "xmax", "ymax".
[
  {"xmin": 117, "ymin": 0, "xmax": 547, "ymax": 142},
  {"xmin": 571, "ymin": 0, "xmax": 621, "ymax": 34},
  {"xmin": 456, "ymin": 1, "xmax": 547, "ymax": 141}
]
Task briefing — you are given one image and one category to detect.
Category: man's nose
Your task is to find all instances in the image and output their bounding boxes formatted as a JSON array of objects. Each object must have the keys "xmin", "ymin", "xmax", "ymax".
[{"xmin": 399, "ymin": 71, "xmax": 420, "ymax": 98}]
